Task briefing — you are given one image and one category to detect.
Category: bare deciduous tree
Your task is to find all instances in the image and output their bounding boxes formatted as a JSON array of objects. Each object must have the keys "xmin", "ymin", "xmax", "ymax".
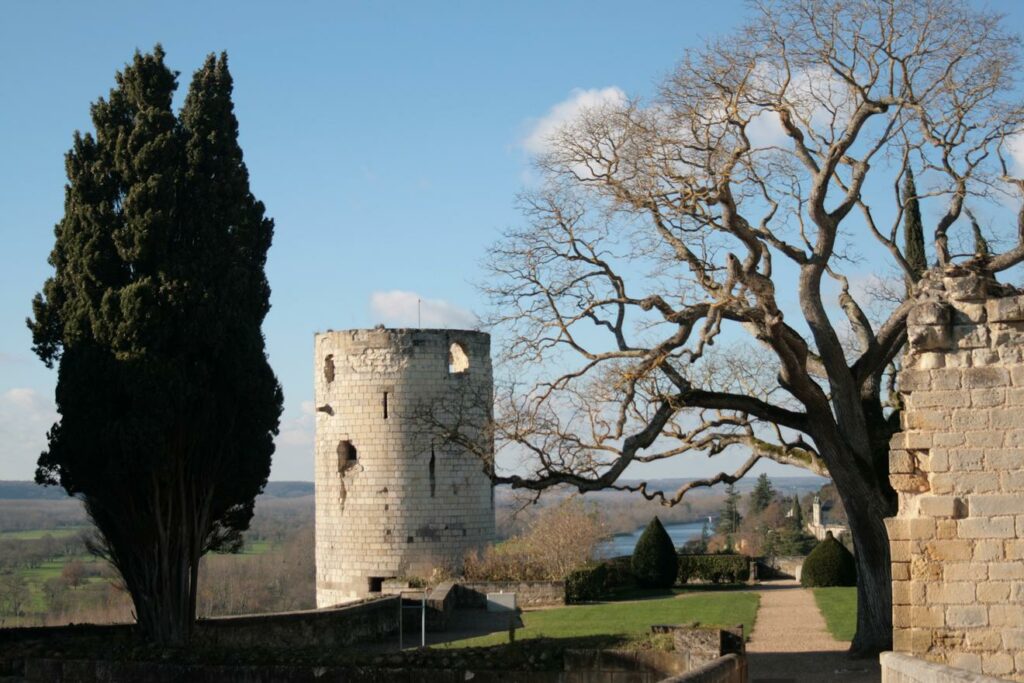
[{"xmin": 474, "ymin": 0, "xmax": 1024, "ymax": 655}]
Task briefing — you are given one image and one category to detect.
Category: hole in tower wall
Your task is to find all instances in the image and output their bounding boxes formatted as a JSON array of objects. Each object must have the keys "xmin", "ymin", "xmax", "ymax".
[
  {"xmin": 368, "ymin": 577, "xmax": 384, "ymax": 593},
  {"xmin": 324, "ymin": 354, "xmax": 335, "ymax": 383},
  {"xmin": 383, "ymin": 391, "xmax": 389, "ymax": 419},
  {"xmin": 429, "ymin": 447, "xmax": 436, "ymax": 498},
  {"xmin": 448, "ymin": 342, "xmax": 469, "ymax": 374},
  {"xmin": 337, "ymin": 440, "xmax": 357, "ymax": 473}
]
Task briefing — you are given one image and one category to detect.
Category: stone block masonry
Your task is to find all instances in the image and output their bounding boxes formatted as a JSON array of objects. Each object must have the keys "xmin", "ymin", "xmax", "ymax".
[
  {"xmin": 314, "ymin": 328, "xmax": 496, "ymax": 607},
  {"xmin": 889, "ymin": 268, "xmax": 1024, "ymax": 680}
]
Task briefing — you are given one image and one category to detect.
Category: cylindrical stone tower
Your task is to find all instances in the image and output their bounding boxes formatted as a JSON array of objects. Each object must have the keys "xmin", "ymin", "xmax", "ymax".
[{"xmin": 314, "ymin": 327, "xmax": 495, "ymax": 606}]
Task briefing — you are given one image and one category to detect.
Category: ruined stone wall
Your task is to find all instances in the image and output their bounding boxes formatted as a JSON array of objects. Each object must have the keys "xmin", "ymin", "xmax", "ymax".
[
  {"xmin": 315, "ymin": 328, "xmax": 495, "ymax": 607},
  {"xmin": 889, "ymin": 269, "xmax": 1024, "ymax": 680}
]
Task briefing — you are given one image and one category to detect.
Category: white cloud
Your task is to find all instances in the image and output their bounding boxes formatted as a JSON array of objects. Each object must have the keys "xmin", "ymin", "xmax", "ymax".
[
  {"xmin": 523, "ymin": 86, "xmax": 627, "ymax": 156},
  {"xmin": 369, "ymin": 290, "xmax": 477, "ymax": 329},
  {"xmin": 271, "ymin": 400, "xmax": 315, "ymax": 480},
  {"xmin": 0, "ymin": 387, "xmax": 58, "ymax": 479},
  {"xmin": 1007, "ymin": 134, "xmax": 1024, "ymax": 175}
]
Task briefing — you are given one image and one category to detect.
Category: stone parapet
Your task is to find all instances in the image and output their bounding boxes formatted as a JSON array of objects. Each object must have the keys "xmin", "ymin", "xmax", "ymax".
[{"xmin": 890, "ymin": 269, "xmax": 1024, "ymax": 680}]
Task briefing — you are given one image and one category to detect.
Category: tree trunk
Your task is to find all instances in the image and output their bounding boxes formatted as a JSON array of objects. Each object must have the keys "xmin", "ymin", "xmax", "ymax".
[
  {"xmin": 825, "ymin": 440, "xmax": 897, "ymax": 657},
  {"xmin": 844, "ymin": 491, "xmax": 894, "ymax": 656}
]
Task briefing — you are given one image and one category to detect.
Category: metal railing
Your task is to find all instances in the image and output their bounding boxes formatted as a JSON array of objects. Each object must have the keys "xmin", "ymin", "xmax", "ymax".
[{"xmin": 397, "ymin": 590, "xmax": 426, "ymax": 649}]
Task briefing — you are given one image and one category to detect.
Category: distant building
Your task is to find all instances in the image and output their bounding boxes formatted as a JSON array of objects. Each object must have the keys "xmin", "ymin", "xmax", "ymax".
[{"xmin": 806, "ymin": 495, "xmax": 847, "ymax": 541}]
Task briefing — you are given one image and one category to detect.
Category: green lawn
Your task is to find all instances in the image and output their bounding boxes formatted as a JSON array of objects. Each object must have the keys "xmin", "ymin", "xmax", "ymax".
[
  {"xmin": 813, "ymin": 587, "xmax": 857, "ymax": 641},
  {"xmin": 240, "ymin": 539, "xmax": 273, "ymax": 555},
  {"xmin": 436, "ymin": 590, "xmax": 760, "ymax": 649},
  {"xmin": 0, "ymin": 527, "xmax": 88, "ymax": 540}
]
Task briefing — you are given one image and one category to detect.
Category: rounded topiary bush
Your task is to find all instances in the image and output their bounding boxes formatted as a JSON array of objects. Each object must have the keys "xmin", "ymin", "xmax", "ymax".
[
  {"xmin": 800, "ymin": 531, "xmax": 856, "ymax": 587},
  {"xmin": 631, "ymin": 516, "xmax": 678, "ymax": 588}
]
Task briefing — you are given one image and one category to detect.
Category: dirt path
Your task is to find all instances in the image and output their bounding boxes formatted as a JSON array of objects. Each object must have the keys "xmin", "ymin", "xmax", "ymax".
[{"xmin": 746, "ymin": 581, "xmax": 879, "ymax": 683}]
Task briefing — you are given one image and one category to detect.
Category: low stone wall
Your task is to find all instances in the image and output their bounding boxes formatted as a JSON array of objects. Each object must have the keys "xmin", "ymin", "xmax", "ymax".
[
  {"xmin": 197, "ymin": 596, "xmax": 399, "ymax": 649},
  {"xmin": 881, "ymin": 651, "xmax": 1011, "ymax": 683},
  {"xmin": 0, "ymin": 597, "xmax": 400, "ymax": 656},
  {"xmin": 455, "ymin": 580, "xmax": 565, "ymax": 608},
  {"xmin": 755, "ymin": 555, "xmax": 805, "ymax": 581},
  {"xmin": 426, "ymin": 580, "xmax": 457, "ymax": 631},
  {"xmin": 19, "ymin": 648, "xmax": 690, "ymax": 683},
  {"xmin": 650, "ymin": 624, "xmax": 744, "ymax": 673},
  {"xmin": 659, "ymin": 654, "xmax": 745, "ymax": 683}
]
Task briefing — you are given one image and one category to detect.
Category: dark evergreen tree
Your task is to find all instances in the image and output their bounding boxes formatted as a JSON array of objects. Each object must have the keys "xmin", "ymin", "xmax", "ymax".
[
  {"xmin": 28, "ymin": 47, "xmax": 282, "ymax": 646},
  {"xmin": 631, "ymin": 516, "xmax": 678, "ymax": 588},
  {"xmin": 789, "ymin": 495, "xmax": 805, "ymax": 530},
  {"xmin": 902, "ymin": 166, "xmax": 927, "ymax": 292},
  {"xmin": 748, "ymin": 473, "xmax": 776, "ymax": 515},
  {"xmin": 967, "ymin": 209, "xmax": 991, "ymax": 259},
  {"xmin": 801, "ymin": 531, "xmax": 858, "ymax": 587},
  {"xmin": 716, "ymin": 484, "xmax": 743, "ymax": 536}
]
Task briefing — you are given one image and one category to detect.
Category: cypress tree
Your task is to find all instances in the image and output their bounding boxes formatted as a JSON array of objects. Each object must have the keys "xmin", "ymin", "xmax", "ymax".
[
  {"xmin": 902, "ymin": 166, "xmax": 927, "ymax": 292},
  {"xmin": 748, "ymin": 473, "xmax": 776, "ymax": 515},
  {"xmin": 28, "ymin": 47, "xmax": 282, "ymax": 645},
  {"xmin": 967, "ymin": 209, "xmax": 991, "ymax": 259},
  {"xmin": 631, "ymin": 516, "xmax": 678, "ymax": 588},
  {"xmin": 716, "ymin": 483, "xmax": 743, "ymax": 536}
]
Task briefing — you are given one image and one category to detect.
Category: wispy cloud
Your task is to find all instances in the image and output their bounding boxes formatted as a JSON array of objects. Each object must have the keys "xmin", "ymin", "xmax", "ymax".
[
  {"xmin": 0, "ymin": 387, "xmax": 58, "ymax": 479},
  {"xmin": 522, "ymin": 86, "xmax": 626, "ymax": 156},
  {"xmin": 369, "ymin": 290, "xmax": 477, "ymax": 329}
]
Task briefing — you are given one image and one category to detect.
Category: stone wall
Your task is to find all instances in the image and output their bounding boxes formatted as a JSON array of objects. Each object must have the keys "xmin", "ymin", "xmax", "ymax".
[
  {"xmin": 315, "ymin": 328, "xmax": 496, "ymax": 606},
  {"xmin": 881, "ymin": 652, "xmax": 1011, "ymax": 683},
  {"xmin": 455, "ymin": 581, "xmax": 566, "ymax": 608},
  {"xmin": 889, "ymin": 269, "xmax": 1024, "ymax": 679}
]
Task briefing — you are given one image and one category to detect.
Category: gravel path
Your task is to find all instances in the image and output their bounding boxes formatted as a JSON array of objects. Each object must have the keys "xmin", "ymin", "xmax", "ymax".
[{"xmin": 746, "ymin": 580, "xmax": 880, "ymax": 683}]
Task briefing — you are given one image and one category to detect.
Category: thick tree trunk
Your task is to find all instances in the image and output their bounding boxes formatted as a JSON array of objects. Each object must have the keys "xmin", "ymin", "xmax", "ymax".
[
  {"xmin": 843, "ymin": 491, "xmax": 894, "ymax": 656},
  {"xmin": 824, "ymin": 439, "xmax": 898, "ymax": 657},
  {"xmin": 127, "ymin": 557, "xmax": 193, "ymax": 647}
]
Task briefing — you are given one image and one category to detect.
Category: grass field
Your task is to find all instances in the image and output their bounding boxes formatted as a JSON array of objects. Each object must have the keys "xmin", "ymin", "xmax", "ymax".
[
  {"xmin": 436, "ymin": 590, "xmax": 760, "ymax": 649},
  {"xmin": 0, "ymin": 527, "xmax": 89, "ymax": 540},
  {"xmin": 812, "ymin": 586, "xmax": 857, "ymax": 641}
]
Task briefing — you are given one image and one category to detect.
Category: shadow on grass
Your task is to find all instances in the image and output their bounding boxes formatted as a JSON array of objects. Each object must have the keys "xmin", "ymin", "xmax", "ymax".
[{"xmin": 605, "ymin": 583, "xmax": 752, "ymax": 602}]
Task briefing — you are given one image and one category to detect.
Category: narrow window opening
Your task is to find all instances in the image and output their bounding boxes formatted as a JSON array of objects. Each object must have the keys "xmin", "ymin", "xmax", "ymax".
[
  {"xmin": 368, "ymin": 577, "xmax": 384, "ymax": 593},
  {"xmin": 407, "ymin": 536, "xmax": 414, "ymax": 544},
  {"xmin": 448, "ymin": 342, "xmax": 469, "ymax": 374},
  {"xmin": 337, "ymin": 440, "xmax": 357, "ymax": 473},
  {"xmin": 323, "ymin": 354, "xmax": 335, "ymax": 383},
  {"xmin": 383, "ymin": 391, "xmax": 389, "ymax": 419},
  {"xmin": 429, "ymin": 447, "xmax": 436, "ymax": 498}
]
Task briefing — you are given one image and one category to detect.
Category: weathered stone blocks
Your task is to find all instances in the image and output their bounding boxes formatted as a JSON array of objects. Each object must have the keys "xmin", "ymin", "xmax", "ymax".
[
  {"xmin": 889, "ymin": 277, "xmax": 1024, "ymax": 679},
  {"xmin": 314, "ymin": 329, "xmax": 495, "ymax": 607}
]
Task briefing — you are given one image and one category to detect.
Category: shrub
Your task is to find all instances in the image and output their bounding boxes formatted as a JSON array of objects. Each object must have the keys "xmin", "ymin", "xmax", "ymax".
[
  {"xmin": 603, "ymin": 556, "xmax": 637, "ymax": 590},
  {"xmin": 565, "ymin": 563, "xmax": 609, "ymax": 603},
  {"xmin": 631, "ymin": 517, "xmax": 678, "ymax": 588},
  {"xmin": 677, "ymin": 554, "xmax": 750, "ymax": 584},
  {"xmin": 800, "ymin": 532, "xmax": 856, "ymax": 587},
  {"xmin": 464, "ymin": 499, "xmax": 609, "ymax": 581}
]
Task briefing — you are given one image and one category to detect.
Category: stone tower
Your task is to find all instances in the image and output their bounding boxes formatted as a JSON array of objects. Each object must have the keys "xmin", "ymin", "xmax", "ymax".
[{"xmin": 314, "ymin": 328, "xmax": 495, "ymax": 607}]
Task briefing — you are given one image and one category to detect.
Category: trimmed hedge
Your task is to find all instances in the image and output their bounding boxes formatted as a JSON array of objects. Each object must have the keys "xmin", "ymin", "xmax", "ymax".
[
  {"xmin": 565, "ymin": 563, "xmax": 609, "ymax": 603},
  {"xmin": 801, "ymin": 532, "xmax": 856, "ymax": 587},
  {"xmin": 631, "ymin": 517, "xmax": 679, "ymax": 588},
  {"xmin": 677, "ymin": 554, "xmax": 750, "ymax": 584}
]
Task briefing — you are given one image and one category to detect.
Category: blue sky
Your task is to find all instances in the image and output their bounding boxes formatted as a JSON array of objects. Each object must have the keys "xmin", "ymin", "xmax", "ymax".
[{"xmin": 2, "ymin": 1, "xmax": 1023, "ymax": 483}]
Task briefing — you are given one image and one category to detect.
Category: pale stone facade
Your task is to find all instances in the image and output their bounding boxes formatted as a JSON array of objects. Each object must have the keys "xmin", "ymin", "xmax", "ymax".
[
  {"xmin": 889, "ymin": 268, "xmax": 1024, "ymax": 680},
  {"xmin": 314, "ymin": 328, "xmax": 495, "ymax": 607}
]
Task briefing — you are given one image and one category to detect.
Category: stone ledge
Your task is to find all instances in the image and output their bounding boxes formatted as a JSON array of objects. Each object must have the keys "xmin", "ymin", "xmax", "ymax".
[{"xmin": 880, "ymin": 651, "xmax": 1011, "ymax": 682}]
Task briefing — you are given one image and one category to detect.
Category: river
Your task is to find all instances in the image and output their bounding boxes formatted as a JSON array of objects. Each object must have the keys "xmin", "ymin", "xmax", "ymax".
[{"xmin": 596, "ymin": 519, "xmax": 708, "ymax": 558}]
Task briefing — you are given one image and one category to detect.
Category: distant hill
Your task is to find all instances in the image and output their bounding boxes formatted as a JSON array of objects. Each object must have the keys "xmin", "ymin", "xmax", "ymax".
[
  {"xmin": 0, "ymin": 481, "xmax": 71, "ymax": 500},
  {"xmin": 0, "ymin": 480, "xmax": 314, "ymax": 501},
  {"xmin": 262, "ymin": 481, "xmax": 313, "ymax": 498}
]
